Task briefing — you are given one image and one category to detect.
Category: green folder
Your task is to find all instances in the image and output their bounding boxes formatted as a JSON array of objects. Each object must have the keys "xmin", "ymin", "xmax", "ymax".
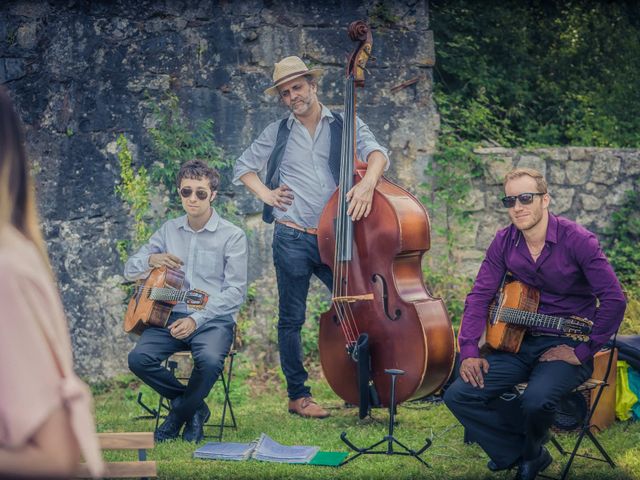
[{"xmin": 308, "ymin": 451, "xmax": 349, "ymax": 467}]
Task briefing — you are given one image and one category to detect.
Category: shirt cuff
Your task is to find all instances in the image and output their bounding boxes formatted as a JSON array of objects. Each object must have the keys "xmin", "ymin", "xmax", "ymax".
[
  {"xmin": 459, "ymin": 344, "xmax": 480, "ymax": 363},
  {"xmin": 573, "ymin": 343, "xmax": 592, "ymax": 364},
  {"xmin": 190, "ymin": 312, "xmax": 208, "ymax": 330}
]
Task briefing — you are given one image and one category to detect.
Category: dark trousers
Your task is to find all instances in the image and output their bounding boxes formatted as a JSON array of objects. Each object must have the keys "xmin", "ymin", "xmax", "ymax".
[
  {"xmin": 128, "ymin": 312, "xmax": 234, "ymax": 421},
  {"xmin": 443, "ymin": 335, "xmax": 593, "ymax": 468},
  {"xmin": 272, "ymin": 222, "xmax": 333, "ymax": 400}
]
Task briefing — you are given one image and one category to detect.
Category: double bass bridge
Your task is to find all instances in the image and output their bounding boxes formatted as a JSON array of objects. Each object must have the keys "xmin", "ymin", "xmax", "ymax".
[{"xmin": 332, "ymin": 293, "xmax": 374, "ymax": 303}]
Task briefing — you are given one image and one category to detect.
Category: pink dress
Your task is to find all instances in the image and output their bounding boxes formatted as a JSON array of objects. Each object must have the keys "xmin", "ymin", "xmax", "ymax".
[{"xmin": 0, "ymin": 226, "xmax": 104, "ymax": 477}]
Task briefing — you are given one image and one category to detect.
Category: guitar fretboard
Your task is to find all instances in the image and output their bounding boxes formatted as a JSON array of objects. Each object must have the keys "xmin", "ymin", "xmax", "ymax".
[
  {"xmin": 147, "ymin": 287, "xmax": 188, "ymax": 303},
  {"xmin": 488, "ymin": 305, "xmax": 564, "ymax": 330}
]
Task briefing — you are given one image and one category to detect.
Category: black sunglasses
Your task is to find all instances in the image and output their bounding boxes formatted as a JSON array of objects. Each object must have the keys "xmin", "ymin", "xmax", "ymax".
[
  {"xmin": 180, "ymin": 187, "xmax": 210, "ymax": 201},
  {"xmin": 501, "ymin": 192, "xmax": 545, "ymax": 208}
]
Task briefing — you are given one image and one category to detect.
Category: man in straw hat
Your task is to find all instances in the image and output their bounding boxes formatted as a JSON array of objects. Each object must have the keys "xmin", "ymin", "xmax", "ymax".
[{"xmin": 233, "ymin": 55, "xmax": 389, "ymax": 418}]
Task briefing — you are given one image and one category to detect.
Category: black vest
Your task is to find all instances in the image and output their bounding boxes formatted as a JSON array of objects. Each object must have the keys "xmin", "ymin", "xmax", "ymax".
[{"xmin": 262, "ymin": 111, "xmax": 343, "ymax": 223}]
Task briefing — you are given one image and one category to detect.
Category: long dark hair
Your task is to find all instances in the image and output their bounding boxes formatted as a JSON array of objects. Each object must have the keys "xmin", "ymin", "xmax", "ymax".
[{"xmin": 0, "ymin": 86, "xmax": 48, "ymax": 263}]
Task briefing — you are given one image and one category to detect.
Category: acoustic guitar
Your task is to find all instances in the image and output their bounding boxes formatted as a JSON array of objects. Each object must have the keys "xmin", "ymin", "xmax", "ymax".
[
  {"xmin": 485, "ymin": 280, "xmax": 592, "ymax": 353},
  {"xmin": 123, "ymin": 266, "xmax": 208, "ymax": 335}
]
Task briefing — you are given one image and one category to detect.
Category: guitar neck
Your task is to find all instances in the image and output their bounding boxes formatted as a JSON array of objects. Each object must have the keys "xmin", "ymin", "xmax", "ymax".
[
  {"xmin": 489, "ymin": 306, "xmax": 564, "ymax": 330},
  {"xmin": 148, "ymin": 287, "xmax": 188, "ymax": 303}
]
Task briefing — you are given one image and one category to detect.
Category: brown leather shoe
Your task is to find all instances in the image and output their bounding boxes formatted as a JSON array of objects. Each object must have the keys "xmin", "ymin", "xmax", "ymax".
[{"xmin": 288, "ymin": 396, "xmax": 330, "ymax": 419}]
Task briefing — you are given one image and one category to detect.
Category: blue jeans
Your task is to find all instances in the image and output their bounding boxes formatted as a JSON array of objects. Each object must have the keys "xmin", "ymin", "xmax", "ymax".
[
  {"xmin": 272, "ymin": 222, "xmax": 333, "ymax": 400},
  {"xmin": 128, "ymin": 312, "xmax": 234, "ymax": 421}
]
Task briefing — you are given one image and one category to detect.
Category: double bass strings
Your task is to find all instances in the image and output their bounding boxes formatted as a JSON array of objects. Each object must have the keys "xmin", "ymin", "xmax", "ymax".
[{"xmin": 331, "ymin": 74, "xmax": 360, "ymax": 347}]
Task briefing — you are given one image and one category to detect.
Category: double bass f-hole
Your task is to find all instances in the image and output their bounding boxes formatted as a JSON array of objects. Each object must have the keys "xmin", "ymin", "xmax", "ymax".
[{"xmin": 372, "ymin": 273, "xmax": 401, "ymax": 321}]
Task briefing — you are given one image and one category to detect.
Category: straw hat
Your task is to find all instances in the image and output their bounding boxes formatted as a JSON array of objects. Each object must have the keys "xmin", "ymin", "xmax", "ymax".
[{"xmin": 264, "ymin": 56, "xmax": 324, "ymax": 96}]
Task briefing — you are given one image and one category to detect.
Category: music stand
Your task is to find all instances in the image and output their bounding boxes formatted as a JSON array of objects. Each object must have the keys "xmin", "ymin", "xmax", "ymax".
[{"xmin": 340, "ymin": 369, "xmax": 433, "ymax": 467}]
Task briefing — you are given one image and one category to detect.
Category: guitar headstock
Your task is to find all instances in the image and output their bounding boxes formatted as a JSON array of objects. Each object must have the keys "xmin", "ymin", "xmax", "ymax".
[
  {"xmin": 562, "ymin": 316, "xmax": 593, "ymax": 342},
  {"xmin": 185, "ymin": 289, "xmax": 209, "ymax": 309}
]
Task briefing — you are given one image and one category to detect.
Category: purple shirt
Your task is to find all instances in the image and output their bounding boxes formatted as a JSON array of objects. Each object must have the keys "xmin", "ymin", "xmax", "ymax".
[{"xmin": 458, "ymin": 213, "xmax": 626, "ymax": 364}]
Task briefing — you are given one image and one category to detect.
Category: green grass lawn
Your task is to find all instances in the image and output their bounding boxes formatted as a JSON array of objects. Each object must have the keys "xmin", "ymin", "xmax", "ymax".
[{"xmin": 93, "ymin": 369, "xmax": 640, "ymax": 479}]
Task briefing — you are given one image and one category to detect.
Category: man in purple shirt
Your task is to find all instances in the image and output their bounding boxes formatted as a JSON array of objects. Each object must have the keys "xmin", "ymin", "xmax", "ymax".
[{"xmin": 443, "ymin": 168, "xmax": 626, "ymax": 480}]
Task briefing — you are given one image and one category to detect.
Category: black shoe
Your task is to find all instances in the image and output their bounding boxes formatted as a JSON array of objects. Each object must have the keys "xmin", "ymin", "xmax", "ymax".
[
  {"xmin": 487, "ymin": 458, "xmax": 520, "ymax": 472},
  {"xmin": 182, "ymin": 402, "xmax": 211, "ymax": 443},
  {"xmin": 154, "ymin": 409, "xmax": 185, "ymax": 443},
  {"xmin": 515, "ymin": 447, "xmax": 552, "ymax": 480}
]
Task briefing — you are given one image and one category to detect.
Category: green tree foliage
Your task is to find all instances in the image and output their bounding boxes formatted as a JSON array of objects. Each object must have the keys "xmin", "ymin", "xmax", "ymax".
[
  {"xmin": 606, "ymin": 190, "xmax": 640, "ymax": 293},
  {"xmin": 430, "ymin": 0, "xmax": 640, "ymax": 147}
]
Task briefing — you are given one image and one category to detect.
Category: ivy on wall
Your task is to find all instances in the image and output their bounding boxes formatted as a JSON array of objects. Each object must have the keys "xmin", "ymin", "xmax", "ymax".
[{"xmin": 115, "ymin": 93, "xmax": 234, "ymax": 263}]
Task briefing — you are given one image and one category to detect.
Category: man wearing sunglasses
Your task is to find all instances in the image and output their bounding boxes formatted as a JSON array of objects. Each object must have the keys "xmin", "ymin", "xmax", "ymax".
[
  {"xmin": 232, "ymin": 56, "xmax": 389, "ymax": 419},
  {"xmin": 124, "ymin": 160, "xmax": 248, "ymax": 443},
  {"xmin": 444, "ymin": 168, "xmax": 626, "ymax": 480}
]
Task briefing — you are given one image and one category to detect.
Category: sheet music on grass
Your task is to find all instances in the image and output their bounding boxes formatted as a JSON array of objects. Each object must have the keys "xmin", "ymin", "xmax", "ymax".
[{"xmin": 194, "ymin": 433, "xmax": 320, "ymax": 464}]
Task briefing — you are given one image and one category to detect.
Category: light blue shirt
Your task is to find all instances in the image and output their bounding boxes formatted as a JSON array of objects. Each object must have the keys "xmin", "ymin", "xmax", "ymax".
[
  {"xmin": 232, "ymin": 104, "xmax": 389, "ymax": 228},
  {"xmin": 123, "ymin": 209, "xmax": 248, "ymax": 329}
]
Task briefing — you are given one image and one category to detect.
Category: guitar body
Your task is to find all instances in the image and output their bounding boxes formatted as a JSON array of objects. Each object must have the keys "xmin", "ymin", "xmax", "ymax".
[
  {"xmin": 124, "ymin": 267, "xmax": 185, "ymax": 335},
  {"xmin": 485, "ymin": 281, "xmax": 539, "ymax": 353}
]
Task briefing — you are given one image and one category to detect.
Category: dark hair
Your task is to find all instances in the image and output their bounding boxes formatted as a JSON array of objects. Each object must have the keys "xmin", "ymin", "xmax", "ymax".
[
  {"xmin": 176, "ymin": 160, "xmax": 220, "ymax": 192},
  {"xmin": 0, "ymin": 86, "xmax": 50, "ymax": 265}
]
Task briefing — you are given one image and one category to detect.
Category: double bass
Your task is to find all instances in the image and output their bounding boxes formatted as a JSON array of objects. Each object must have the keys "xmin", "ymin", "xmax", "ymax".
[{"xmin": 317, "ymin": 21, "xmax": 455, "ymax": 411}]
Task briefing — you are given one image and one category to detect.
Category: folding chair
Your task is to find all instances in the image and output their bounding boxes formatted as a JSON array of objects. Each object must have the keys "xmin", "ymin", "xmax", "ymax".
[
  {"xmin": 541, "ymin": 334, "xmax": 618, "ymax": 480},
  {"xmin": 136, "ymin": 338, "xmax": 239, "ymax": 442}
]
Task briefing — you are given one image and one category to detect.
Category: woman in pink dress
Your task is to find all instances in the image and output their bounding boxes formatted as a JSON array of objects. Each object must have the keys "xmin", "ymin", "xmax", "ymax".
[{"xmin": 0, "ymin": 86, "xmax": 103, "ymax": 478}]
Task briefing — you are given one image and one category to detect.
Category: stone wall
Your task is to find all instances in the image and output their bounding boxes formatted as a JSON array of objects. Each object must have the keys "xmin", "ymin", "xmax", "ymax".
[
  {"xmin": 454, "ymin": 147, "xmax": 640, "ymax": 275},
  {"xmin": 0, "ymin": 0, "xmax": 438, "ymax": 380}
]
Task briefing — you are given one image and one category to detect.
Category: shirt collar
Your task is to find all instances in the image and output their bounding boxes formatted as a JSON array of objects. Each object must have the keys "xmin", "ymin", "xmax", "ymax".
[
  {"xmin": 286, "ymin": 104, "xmax": 334, "ymax": 129},
  {"xmin": 546, "ymin": 212, "xmax": 558, "ymax": 244},
  {"xmin": 177, "ymin": 208, "xmax": 220, "ymax": 233}
]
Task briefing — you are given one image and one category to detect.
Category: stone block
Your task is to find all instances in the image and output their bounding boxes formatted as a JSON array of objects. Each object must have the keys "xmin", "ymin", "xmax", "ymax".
[
  {"xmin": 474, "ymin": 147, "xmax": 515, "ymax": 155},
  {"xmin": 459, "ymin": 220, "xmax": 481, "ymax": 249},
  {"xmin": 607, "ymin": 180, "xmax": 636, "ymax": 206},
  {"xmin": 579, "ymin": 193, "xmax": 602, "ymax": 211},
  {"xmin": 569, "ymin": 148, "xmax": 592, "ymax": 161},
  {"xmin": 547, "ymin": 162, "xmax": 566, "ymax": 184},
  {"xmin": 9, "ymin": 1, "xmax": 50, "ymax": 18},
  {"xmin": 565, "ymin": 161, "xmax": 591, "ymax": 185},
  {"xmin": 516, "ymin": 154, "xmax": 546, "ymax": 176},
  {"xmin": 622, "ymin": 151, "xmax": 640, "ymax": 175},
  {"xmin": 1, "ymin": 58, "xmax": 26, "ymax": 82},
  {"xmin": 583, "ymin": 182, "xmax": 607, "ymax": 196},
  {"xmin": 591, "ymin": 153, "xmax": 620, "ymax": 185},
  {"xmin": 126, "ymin": 74, "xmax": 171, "ymax": 93},
  {"xmin": 17, "ymin": 22, "xmax": 38, "ymax": 49},
  {"xmin": 461, "ymin": 188, "xmax": 486, "ymax": 212},
  {"xmin": 537, "ymin": 148, "xmax": 568, "ymax": 161},
  {"xmin": 576, "ymin": 211, "xmax": 609, "ymax": 233},
  {"xmin": 550, "ymin": 188, "xmax": 574, "ymax": 214},
  {"xmin": 485, "ymin": 157, "xmax": 514, "ymax": 185},
  {"xmin": 475, "ymin": 213, "xmax": 506, "ymax": 249}
]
